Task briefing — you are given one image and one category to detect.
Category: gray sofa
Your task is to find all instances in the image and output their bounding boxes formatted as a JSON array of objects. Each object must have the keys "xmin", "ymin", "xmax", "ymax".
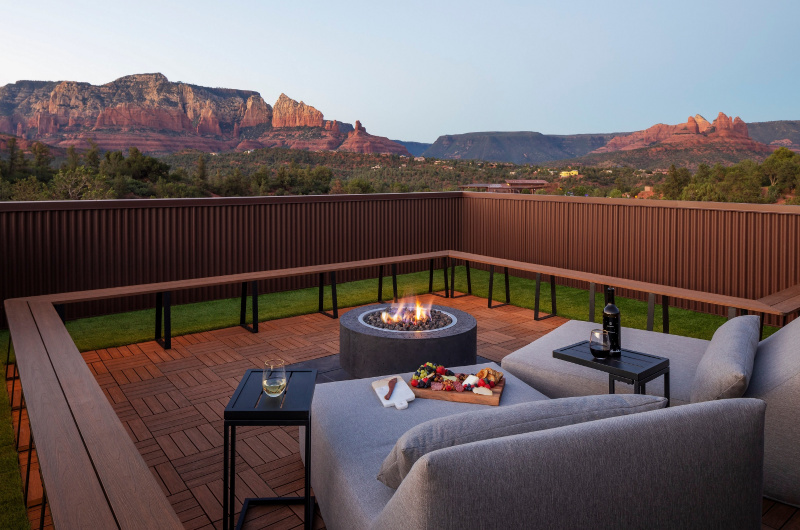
[
  {"xmin": 502, "ymin": 315, "xmax": 800, "ymax": 507},
  {"xmin": 303, "ymin": 362, "xmax": 765, "ymax": 530}
]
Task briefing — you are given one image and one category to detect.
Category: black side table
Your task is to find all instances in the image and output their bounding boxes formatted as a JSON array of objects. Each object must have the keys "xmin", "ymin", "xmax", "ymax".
[
  {"xmin": 223, "ymin": 369, "xmax": 317, "ymax": 530},
  {"xmin": 553, "ymin": 341, "xmax": 670, "ymax": 405}
]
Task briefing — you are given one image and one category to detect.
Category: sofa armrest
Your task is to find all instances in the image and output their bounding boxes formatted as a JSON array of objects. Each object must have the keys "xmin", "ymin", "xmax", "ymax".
[{"xmin": 371, "ymin": 399, "xmax": 765, "ymax": 530}]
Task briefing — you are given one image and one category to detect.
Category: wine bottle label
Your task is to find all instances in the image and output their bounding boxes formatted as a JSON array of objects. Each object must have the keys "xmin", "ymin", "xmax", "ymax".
[{"xmin": 603, "ymin": 314, "xmax": 621, "ymax": 354}]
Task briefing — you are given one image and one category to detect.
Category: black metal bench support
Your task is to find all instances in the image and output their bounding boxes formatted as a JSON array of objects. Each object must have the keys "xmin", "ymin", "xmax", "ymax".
[
  {"xmin": 534, "ymin": 273, "xmax": 557, "ymax": 320},
  {"xmin": 430, "ymin": 258, "xmax": 450, "ymax": 298},
  {"xmin": 319, "ymin": 271, "xmax": 338, "ymax": 319},
  {"xmin": 488, "ymin": 265, "xmax": 510, "ymax": 309},
  {"xmin": 449, "ymin": 260, "xmax": 472, "ymax": 298},
  {"xmin": 589, "ymin": 282, "xmax": 597, "ymax": 322},
  {"xmin": 379, "ymin": 264, "xmax": 399, "ymax": 303},
  {"xmin": 239, "ymin": 281, "xmax": 259, "ymax": 333},
  {"xmin": 647, "ymin": 293, "xmax": 670, "ymax": 333},
  {"xmin": 155, "ymin": 291, "xmax": 172, "ymax": 350}
]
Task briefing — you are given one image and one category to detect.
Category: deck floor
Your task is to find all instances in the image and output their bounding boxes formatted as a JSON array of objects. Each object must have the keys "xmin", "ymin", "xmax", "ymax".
[{"xmin": 8, "ymin": 292, "xmax": 799, "ymax": 528}]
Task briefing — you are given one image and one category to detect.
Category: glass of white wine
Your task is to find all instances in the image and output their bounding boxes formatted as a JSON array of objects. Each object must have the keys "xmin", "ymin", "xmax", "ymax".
[{"xmin": 262, "ymin": 359, "xmax": 287, "ymax": 398}]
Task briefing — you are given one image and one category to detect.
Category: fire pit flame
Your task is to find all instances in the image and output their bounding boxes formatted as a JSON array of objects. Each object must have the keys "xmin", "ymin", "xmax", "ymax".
[{"xmin": 380, "ymin": 299, "xmax": 431, "ymax": 326}]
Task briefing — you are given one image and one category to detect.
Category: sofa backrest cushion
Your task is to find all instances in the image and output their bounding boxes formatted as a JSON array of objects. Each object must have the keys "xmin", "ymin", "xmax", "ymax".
[
  {"xmin": 376, "ymin": 393, "xmax": 667, "ymax": 489},
  {"xmin": 690, "ymin": 315, "xmax": 760, "ymax": 403}
]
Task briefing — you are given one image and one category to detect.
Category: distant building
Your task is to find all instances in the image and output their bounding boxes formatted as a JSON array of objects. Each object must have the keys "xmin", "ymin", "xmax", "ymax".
[
  {"xmin": 637, "ymin": 186, "xmax": 656, "ymax": 199},
  {"xmin": 459, "ymin": 179, "xmax": 548, "ymax": 193},
  {"xmin": 414, "ymin": 156, "xmax": 425, "ymax": 162},
  {"xmin": 559, "ymin": 170, "xmax": 580, "ymax": 178}
]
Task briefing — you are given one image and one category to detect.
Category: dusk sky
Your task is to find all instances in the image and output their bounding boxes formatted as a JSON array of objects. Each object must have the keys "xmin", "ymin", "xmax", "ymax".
[{"xmin": 2, "ymin": 0, "xmax": 798, "ymax": 142}]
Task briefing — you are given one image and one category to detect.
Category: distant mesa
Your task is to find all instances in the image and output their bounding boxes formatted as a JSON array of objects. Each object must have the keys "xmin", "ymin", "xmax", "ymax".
[{"xmin": 0, "ymin": 73, "xmax": 409, "ymax": 156}]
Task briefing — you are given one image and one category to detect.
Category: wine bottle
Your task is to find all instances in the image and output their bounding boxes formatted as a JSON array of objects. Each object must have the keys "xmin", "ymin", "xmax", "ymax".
[{"xmin": 603, "ymin": 287, "xmax": 621, "ymax": 355}]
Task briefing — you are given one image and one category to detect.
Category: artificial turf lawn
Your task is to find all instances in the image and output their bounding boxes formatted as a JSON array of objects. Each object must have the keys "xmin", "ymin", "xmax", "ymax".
[{"xmin": 0, "ymin": 266, "xmax": 778, "ymax": 526}]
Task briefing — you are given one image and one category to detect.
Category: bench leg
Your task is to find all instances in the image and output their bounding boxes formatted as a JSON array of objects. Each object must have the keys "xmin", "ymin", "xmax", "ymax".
[
  {"xmin": 727, "ymin": 307, "xmax": 738, "ymax": 320},
  {"xmin": 319, "ymin": 272, "xmax": 338, "ymax": 319},
  {"xmin": 392, "ymin": 264, "xmax": 398, "ymax": 302},
  {"xmin": 156, "ymin": 292, "xmax": 171, "ymax": 350},
  {"xmin": 16, "ymin": 392, "xmax": 24, "ymax": 449},
  {"xmin": 449, "ymin": 260, "xmax": 472, "ymax": 299},
  {"xmin": 662, "ymin": 295, "xmax": 669, "ymax": 334},
  {"xmin": 240, "ymin": 281, "xmax": 259, "ymax": 333},
  {"xmin": 488, "ymin": 265, "xmax": 495, "ymax": 308},
  {"xmin": 443, "ymin": 257, "xmax": 449, "ymax": 298},
  {"xmin": 759, "ymin": 313, "xmax": 764, "ymax": 340},
  {"xmin": 39, "ymin": 486, "xmax": 47, "ymax": 530},
  {"xmin": 534, "ymin": 273, "xmax": 555, "ymax": 320},
  {"xmin": 589, "ymin": 282, "xmax": 597, "ymax": 322},
  {"xmin": 431, "ymin": 258, "xmax": 449, "ymax": 298},
  {"xmin": 377, "ymin": 265, "xmax": 384, "ymax": 303},
  {"xmin": 223, "ymin": 423, "xmax": 230, "ymax": 530},
  {"xmin": 331, "ymin": 272, "xmax": 338, "ymax": 319},
  {"xmin": 489, "ymin": 266, "xmax": 511, "ymax": 309},
  {"xmin": 647, "ymin": 293, "xmax": 655, "ymax": 331},
  {"xmin": 24, "ymin": 429, "xmax": 33, "ymax": 506}
]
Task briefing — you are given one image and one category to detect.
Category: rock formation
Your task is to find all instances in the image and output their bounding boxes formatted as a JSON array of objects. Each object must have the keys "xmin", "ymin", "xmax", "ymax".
[
  {"xmin": 592, "ymin": 112, "xmax": 770, "ymax": 154},
  {"xmin": 0, "ymin": 74, "xmax": 407, "ymax": 155},
  {"xmin": 271, "ymin": 94, "xmax": 324, "ymax": 128},
  {"xmin": 337, "ymin": 120, "xmax": 411, "ymax": 155}
]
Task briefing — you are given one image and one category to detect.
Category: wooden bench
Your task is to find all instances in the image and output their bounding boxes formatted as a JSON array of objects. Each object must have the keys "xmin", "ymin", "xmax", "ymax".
[
  {"xmin": 4, "ymin": 298, "xmax": 183, "ymax": 530},
  {"xmin": 30, "ymin": 251, "xmax": 451, "ymax": 350},
  {"xmin": 757, "ymin": 284, "xmax": 800, "ymax": 326},
  {"xmin": 448, "ymin": 251, "xmax": 785, "ymax": 337}
]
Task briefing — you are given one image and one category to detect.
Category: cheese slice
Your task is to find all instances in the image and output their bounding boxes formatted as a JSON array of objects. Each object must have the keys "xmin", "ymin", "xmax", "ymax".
[
  {"xmin": 472, "ymin": 387, "xmax": 493, "ymax": 396},
  {"xmin": 463, "ymin": 375, "xmax": 480, "ymax": 387}
]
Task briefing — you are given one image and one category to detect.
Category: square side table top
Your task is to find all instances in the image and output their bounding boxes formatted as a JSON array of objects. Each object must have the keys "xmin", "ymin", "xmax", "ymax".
[
  {"xmin": 225, "ymin": 369, "xmax": 317, "ymax": 422},
  {"xmin": 553, "ymin": 341, "xmax": 668, "ymax": 381}
]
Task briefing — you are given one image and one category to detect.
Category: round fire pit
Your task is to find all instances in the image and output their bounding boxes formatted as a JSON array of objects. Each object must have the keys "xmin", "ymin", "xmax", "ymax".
[{"xmin": 339, "ymin": 303, "xmax": 477, "ymax": 379}]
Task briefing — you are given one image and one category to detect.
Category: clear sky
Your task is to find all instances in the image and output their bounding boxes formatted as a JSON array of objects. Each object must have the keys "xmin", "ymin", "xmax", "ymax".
[{"xmin": 1, "ymin": 0, "xmax": 798, "ymax": 142}]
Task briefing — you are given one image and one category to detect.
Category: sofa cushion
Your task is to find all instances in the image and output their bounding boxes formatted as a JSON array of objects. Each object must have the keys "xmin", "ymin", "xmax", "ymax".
[
  {"xmin": 377, "ymin": 393, "xmax": 667, "ymax": 489},
  {"xmin": 690, "ymin": 315, "xmax": 760, "ymax": 403},
  {"xmin": 745, "ymin": 316, "xmax": 800, "ymax": 506},
  {"xmin": 303, "ymin": 363, "xmax": 550, "ymax": 530},
  {"xmin": 502, "ymin": 320, "xmax": 708, "ymax": 405}
]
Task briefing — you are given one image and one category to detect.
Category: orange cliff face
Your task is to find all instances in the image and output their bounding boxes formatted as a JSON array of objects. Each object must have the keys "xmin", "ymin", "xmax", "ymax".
[
  {"xmin": 271, "ymin": 94, "xmax": 324, "ymax": 128},
  {"xmin": 592, "ymin": 112, "xmax": 771, "ymax": 154},
  {"xmin": 337, "ymin": 120, "xmax": 411, "ymax": 155},
  {"xmin": 0, "ymin": 74, "xmax": 408, "ymax": 155}
]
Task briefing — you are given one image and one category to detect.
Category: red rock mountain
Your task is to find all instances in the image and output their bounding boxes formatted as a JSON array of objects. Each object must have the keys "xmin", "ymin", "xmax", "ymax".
[
  {"xmin": 592, "ymin": 112, "xmax": 771, "ymax": 154},
  {"xmin": 0, "ymin": 73, "xmax": 410, "ymax": 156}
]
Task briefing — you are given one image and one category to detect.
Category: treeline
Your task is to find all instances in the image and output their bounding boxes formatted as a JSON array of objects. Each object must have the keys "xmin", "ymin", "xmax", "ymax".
[
  {"xmin": 546, "ymin": 148, "xmax": 800, "ymax": 204},
  {"xmin": 2, "ymin": 138, "xmax": 799, "ymax": 204},
  {"xmin": 0, "ymin": 139, "xmax": 336, "ymax": 200}
]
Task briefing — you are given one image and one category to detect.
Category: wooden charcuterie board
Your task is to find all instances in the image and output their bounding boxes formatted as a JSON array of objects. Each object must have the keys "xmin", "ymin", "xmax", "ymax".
[{"xmin": 409, "ymin": 378, "xmax": 505, "ymax": 406}]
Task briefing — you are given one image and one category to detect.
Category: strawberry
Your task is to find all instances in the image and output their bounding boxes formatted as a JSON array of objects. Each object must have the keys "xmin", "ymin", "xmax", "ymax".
[
  {"xmin": 410, "ymin": 379, "xmax": 418, "ymax": 387},
  {"xmin": 436, "ymin": 365, "xmax": 445, "ymax": 375},
  {"xmin": 489, "ymin": 380, "xmax": 496, "ymax": 388}
]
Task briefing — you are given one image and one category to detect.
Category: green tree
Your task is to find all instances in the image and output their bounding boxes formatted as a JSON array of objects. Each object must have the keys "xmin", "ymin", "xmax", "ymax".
[
  {"xmin": 65, "ymin": 145, "xmax": 81, "ymax": 172},
  {"xmin": 661, "ymin": 164, "xmax": 691, "ymax": 200},
  {"xmin": 30, "ymin": 141, "xmax": 53, "ymax": 180},
  {"xmin": 50, "ymin": 167, "xmax": 114, "ymax": 200},
  {"xmin": 10, "ymin": 176, "xmax": 48, "ymax": 201},
  {"xmin": 196, "ymin": 155, "xmax": 207, "ymax": 182},
  {"xmin": 85, "ymin": 140, "xmax": 101, "ymax": 170}
]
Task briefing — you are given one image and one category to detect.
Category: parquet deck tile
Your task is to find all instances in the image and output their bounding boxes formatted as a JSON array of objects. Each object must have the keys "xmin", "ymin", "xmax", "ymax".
[{"xmin": 11, "ymin": 293, "xmax": 790, "ymax": 529}]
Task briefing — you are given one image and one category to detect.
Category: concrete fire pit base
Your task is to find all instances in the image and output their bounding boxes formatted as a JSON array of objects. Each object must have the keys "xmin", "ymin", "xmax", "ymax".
[{"xmin": 339, "ymin": 304, "xmax": 477, "ymax": 379}]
